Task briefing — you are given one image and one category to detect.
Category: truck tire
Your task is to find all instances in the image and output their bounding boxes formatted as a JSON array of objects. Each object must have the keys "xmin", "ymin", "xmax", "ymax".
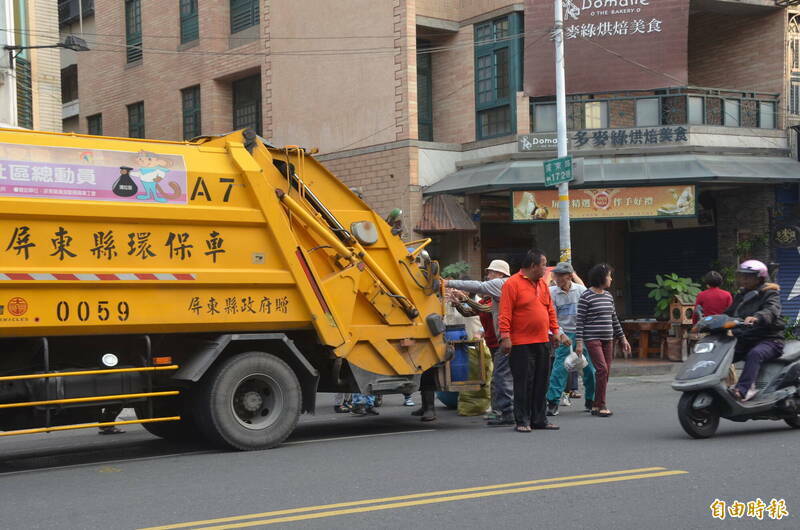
[
  {"xmin": 677, "ymin": 392, "xmax": 719, "ymax": 439},
  {"xmin": 134, "ymin": 395, "xmax": 204, "ymax": 443},
  {"xmin": 196, "ymin": 351, "xmax": 301, "ymax": 450}
]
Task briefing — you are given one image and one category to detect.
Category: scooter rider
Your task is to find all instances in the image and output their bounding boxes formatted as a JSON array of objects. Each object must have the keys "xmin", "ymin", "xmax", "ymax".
[{"xmin": 725, "ymin": 260, "xmax": 785, "ymax": 401}]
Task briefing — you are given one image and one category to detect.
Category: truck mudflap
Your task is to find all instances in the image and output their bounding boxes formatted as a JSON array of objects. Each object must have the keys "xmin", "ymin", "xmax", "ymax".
[{"xmin": 173, "ymin": 333, "xmax": 320, "ymax": 414}]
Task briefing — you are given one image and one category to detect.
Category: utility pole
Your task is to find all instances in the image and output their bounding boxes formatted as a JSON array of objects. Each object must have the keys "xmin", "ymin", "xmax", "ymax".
[{"xmin": 553, "ymin": 0, "xmax": 571, "ymax": 263}]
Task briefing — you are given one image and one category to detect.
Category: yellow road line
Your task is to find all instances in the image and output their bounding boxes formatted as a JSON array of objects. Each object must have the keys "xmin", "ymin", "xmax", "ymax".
[
  {"xmin": 141, "ymin": 467, "xmax": 673, "ymax": 530},
  {"xmin": 203, "ymin": 470, "xmax": 688, "ymax": 529}
]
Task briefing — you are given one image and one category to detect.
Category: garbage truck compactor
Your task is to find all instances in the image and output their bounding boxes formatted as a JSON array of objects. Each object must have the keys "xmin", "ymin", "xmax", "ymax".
[{"xmin": 0, "ymin": 128, "xmax": 450, "ymax": 450}]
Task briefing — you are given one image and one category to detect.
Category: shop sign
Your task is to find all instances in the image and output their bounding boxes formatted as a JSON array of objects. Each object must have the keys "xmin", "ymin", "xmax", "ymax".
[
  {"xmin": 572, "ymin": 125, "xmax": 688, "ymax": 150},
  {"xmin": 518, "ymin": 134, "xmax": 566, "ymax": 152},
  {"xmin": 511, "ymin": 184, "xmax": 696, "ymax": 222}
]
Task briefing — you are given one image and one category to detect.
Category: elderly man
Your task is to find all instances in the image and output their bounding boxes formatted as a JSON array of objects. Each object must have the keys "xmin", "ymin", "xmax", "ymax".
[
  {"xmin": 445, "ymin": 259, "xmax": 514, "ymax": 425},
  {"xmin": 499, "ymin": 249, "xmax": 568, "ymax": 432},
  {"xmin": 545, "ymin": 262, "xmax": 595, "ymax": 417}
]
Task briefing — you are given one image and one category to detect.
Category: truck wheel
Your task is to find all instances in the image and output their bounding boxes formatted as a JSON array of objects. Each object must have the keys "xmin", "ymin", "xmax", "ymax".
[
  {"xmin": 134, "ymin": 394, "xmax": 204, "ymax": 443},
  {"xmin": 677, "ymin": 392, "xmax": 719, "ymax": 439},
  {"xmin": 197, "ymin": 352, "xmax": 301, "ymax": 450}
]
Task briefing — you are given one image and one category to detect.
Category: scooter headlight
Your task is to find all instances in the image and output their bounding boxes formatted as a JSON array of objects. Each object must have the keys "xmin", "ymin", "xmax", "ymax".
[{"xmin": 694, "ymin": 342, "xmax": 714, "ymax": 354}]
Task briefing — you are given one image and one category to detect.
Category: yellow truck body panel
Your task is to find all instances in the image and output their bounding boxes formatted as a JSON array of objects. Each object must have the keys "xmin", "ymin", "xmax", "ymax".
[{"xmin": 0, "ymin": 129, "xmax": 445, "ymax": 378}]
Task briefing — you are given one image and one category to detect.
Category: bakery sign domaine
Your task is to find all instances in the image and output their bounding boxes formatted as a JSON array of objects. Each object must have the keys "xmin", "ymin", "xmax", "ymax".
[
  {"xmin": 563, "ymin": 0, "xmax": 663, "ymax": 40},
  {"xmin": 524, "ymin": 0, "xmax": 689, "ymax": 95}
]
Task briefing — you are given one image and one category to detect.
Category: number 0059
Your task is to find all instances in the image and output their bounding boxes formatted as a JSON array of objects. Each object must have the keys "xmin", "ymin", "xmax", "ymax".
[{"xmin": 56, "ymin": 301, "xmax": 130, "ymax": 322}]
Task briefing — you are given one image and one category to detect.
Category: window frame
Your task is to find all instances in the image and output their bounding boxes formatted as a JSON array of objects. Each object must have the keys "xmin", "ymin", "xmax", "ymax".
[
  {"xmin": 180, "ymin": 0, "xmax": 199, "ymax": 44},
  {"xmin": 758, "ymin": 101, "xmax": 776, "ymax": 129},
  {"xmin": 474, "ymin": 13, "xmax": 522, "ymax": 140},
  {"xmin": 584, "ymin": 101, "xmax": 608, "ymax": 129},
  {"xmin": 87, "ymin": 113, "xmax": 103, "ymax": 136},
  {"xmin": 723, "ymin": 98, "xmax": 740, "ymax": 127},
  {"xmin": 127, "ymin": 101, "xmax": 145, "ymax": 139},
  {"xmin": 232, "ymin": 75, "xmax": 262, "ymax": 136},
  {"xmin": 416, "ymin": 41, "xmax": 433, "ymax": 141},
  {"xmin": 532, "ymin": 102, "xmax": 556, "ymax": 132},
  {"xmin": 635, "ymin": 98, "xmax": 660, "ymax": 127},
  {"xmin": 125, "ymin": 0, "xmax": 142, "ymax": 63},
  {"xmin": 181, "ymin": 85, "xmax": 202, "ymax": 140},
  {"xmin": 230, "ymin": 0, "xmax": 259, "ymax": 34}
]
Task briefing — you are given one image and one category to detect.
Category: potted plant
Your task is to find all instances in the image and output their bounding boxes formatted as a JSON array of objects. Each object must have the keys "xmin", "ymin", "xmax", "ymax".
[{"xmin": 646, "ymin": 273, "xmax": 702, "ymax": 320}]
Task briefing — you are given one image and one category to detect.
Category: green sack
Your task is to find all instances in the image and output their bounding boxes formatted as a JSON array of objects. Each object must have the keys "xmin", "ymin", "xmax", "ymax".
[{"xmin": 457, "ymin": 341, "xmax": 493, "ymax": 416}]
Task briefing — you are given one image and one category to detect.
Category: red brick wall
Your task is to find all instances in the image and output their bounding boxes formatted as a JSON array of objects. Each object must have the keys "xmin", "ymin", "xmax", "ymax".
[
  {"xmin": 688, "ymin": 10, "xmax": 786, "ymax": 119},
  {"xmin": 320, "ymin": 147, "xmax": 422, "ymax": 238},
  {"xmin": 525, "ymin": 0, "xmax": 690, "ymax": 96},
  {"xmin": 78, "ymin": 0, "xmax": 266, "ymax": 139}
]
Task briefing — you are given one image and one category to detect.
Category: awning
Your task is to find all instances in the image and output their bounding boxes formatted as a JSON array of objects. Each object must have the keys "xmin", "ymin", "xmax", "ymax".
[
  {"xmin": 424, "ymin": 153, "xmax": 800, "ymax": 195},
  {"xmin": 415, "ymin": 194, "xmax": 477, "ymax": 233}
]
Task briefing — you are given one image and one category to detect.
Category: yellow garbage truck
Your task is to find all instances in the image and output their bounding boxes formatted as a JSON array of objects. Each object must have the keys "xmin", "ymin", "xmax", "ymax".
[{"xmin": 0, "ymin": 128, "xmax": 454, "ymax": 450}]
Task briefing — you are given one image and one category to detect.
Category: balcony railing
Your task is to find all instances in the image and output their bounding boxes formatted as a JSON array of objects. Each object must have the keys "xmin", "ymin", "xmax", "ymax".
[{"xmin": 530, "ymin": 87, "xmax": 780, "ymax": 133}]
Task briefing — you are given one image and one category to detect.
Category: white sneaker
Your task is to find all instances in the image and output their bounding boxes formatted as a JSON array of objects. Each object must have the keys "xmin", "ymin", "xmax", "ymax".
[
  {"xmin": 560, "ymin": 394, "xmax": 572, "ymax": 407},
  {"xmin": 403, "ymin": 396, "xmax": 416, "ymax": 406}
]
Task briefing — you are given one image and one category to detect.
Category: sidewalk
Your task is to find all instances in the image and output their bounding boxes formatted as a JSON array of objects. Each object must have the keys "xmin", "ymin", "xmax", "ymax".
[{"xmin": 610, "ymin": 359, "xmax": 680, "ymax": 377}]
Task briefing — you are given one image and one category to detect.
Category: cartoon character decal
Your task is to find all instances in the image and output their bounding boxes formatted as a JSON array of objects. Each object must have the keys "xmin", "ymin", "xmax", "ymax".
[{"xmin": 129, "ymin": 150, "xmax": 182, "ymax": 203}]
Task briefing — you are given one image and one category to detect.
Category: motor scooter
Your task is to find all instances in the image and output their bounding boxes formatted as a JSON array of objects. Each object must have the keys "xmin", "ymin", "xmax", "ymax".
[{"xmin": 672, "ymin": 314, "xmax": 800, "ymax": 438}]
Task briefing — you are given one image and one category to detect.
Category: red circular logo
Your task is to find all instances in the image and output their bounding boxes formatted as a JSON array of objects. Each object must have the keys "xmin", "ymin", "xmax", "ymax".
[
  {"xmin": 8, "ymin": 297, "xmax": 28, "ymax": 317},
  {"xmin": 594, "ymin": 192, "xmax": 610, "ymax": 209}
]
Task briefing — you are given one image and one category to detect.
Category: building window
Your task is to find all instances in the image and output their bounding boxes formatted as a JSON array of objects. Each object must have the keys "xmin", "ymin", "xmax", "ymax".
[
  {"xmin": 585, "ymin": 101, "xmax": 608, "ymax": 129},
  {"xmin": 723, "ymin": 99, "xmax": 740, "ymax": 127},
  {"xmin": 533, "ymin": 103, "xmax": 556, "ymax": 132},
  {"xmin": 125, "ymin": 0, "xmax": 142, "ymax": 63},
  {"xmin": 759, "ymin": 101, "xmax": 776, "ymax": 129},
  {"xmin": 791, "ymin": 77, "xmax": 800, "ymax": 116},
  {"xmin": 180, "ymin": 0, "xmax": 199, "ymax": 44},
  {"xmin": 233, "ymin": 75, "xmax": 262, "ymax": 135},
  {"xmin": 128, "ymin": 101, "xmax": 145, "ymax": 138},
  {"xmin": 61, "ymin": 64, "xmax": 78, "ymax": 103},
  {"xmin": 474, "ymin": 13, "xmax": 522, "ymax": 140},
  {"xmin": 688, "ymin": 96, "xmax": 704, "ymax": 125},
  {"xmin": 635, "ymin": 98, "xmax": 659, "ymax": 127},
  {"xmin": 230, "ymin": 0, "xmax": 259, "ymax": 34},
  {"xmin": 417, "ymin": 42, "xmax": 433, "ymax": 141},
  {"xmin": 478, "ymin": 106, "xmax": 511, "ymax": 138},
  {"xmin": 182, "ymin": 85, "xmax": 201, "ymax": 140},
  {"xmin": 87, "ymin": 113, "xmax": 103, "ymax": 135},
  {"xmin": 15, "ymin": 57, "xmax": 33, "ymax": 129}
]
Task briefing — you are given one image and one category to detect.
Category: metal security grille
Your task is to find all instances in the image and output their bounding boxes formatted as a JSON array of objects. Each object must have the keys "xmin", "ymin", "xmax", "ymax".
[
  {"xmin": 16, "ymin": 58, "xmax": 33, "ymax": 129},
  {"xmin": 125, "ymin": 0, "xmax": 142, "ymax": 62},
  {"xmin": 230, "ymin": 0, "xmax": 259, "ymax": 33},
  {"xmin": 233, "ymin": 75, "xmax": 262, "ymax": 136},
  {"xmin": 180, "ymin": 0, "xmax": 199, "ymax": 43},
  {"xmin": 182, "ymin": 85, "xmax": 201, "ymax": 140},
  {"xmin": 128, "ymin": 102, "xmax": 145, "ymax": 138}
]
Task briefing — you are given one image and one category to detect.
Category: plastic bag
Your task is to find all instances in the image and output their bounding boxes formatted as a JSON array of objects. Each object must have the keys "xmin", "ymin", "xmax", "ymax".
[
  {"xmin": 564, "ymin": 348, "xmax": 588, "ymax": 372},
  {"xmin": 457, "ymin": 340, "xmax": 493, "ymax": 416}
]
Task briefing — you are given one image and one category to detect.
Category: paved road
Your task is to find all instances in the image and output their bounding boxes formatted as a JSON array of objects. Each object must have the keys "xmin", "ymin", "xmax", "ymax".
[{"xmin": 0, "ymin": 374, "xmax": 797, "ymax": 529}]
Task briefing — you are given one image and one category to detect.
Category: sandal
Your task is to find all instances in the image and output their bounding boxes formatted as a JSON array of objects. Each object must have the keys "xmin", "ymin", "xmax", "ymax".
[
  {"xmin": 532, "ymin": 423, "xmax": 560, "ymax": 430},
  {"xmin": 568, "ymin": 391, "xmax": 583, "ymax": 399},
  {"xmin": 515, "ymin": 425, "xmax": 532, "ymax": 433},
  {"xmin": 597, "ymin": 409, "xmax": 613, "ymax": 417},
  {"xmin": 590, "ymin": 408, "xmax": 600, "ymax": 416}
]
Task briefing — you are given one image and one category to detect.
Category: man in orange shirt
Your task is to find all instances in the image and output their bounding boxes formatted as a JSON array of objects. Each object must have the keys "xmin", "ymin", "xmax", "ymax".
[{"xmin": 499, "ymin": 249, "xmax": 569, "ymax": 432}]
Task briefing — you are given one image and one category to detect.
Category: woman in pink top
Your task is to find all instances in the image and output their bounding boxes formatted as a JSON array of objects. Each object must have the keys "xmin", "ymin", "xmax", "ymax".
[{"xmin": 693, "ymin": 271, "xmax": 733, "ymax": 324}]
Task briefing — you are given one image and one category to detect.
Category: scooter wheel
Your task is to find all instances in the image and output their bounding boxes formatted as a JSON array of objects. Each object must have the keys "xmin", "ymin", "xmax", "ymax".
[
  {"xmin": 678, "ymin": 393, "xmax": 719, "ymax": 439},
  {"xmin": 785, "ymin": 414, "xmax": 800, "ymax": 429}
]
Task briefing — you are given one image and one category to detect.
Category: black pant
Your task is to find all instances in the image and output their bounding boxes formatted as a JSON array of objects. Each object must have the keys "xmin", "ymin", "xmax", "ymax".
[{"xmin": 510, "ymin": 342, "xmax": 551, "ymax": 428}]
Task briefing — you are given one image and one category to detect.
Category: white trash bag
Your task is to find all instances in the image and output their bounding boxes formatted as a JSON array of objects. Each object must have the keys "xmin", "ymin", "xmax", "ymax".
[{"xmin": 564, "ymin": 348, "xmax": 588, "ymax": 372}]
